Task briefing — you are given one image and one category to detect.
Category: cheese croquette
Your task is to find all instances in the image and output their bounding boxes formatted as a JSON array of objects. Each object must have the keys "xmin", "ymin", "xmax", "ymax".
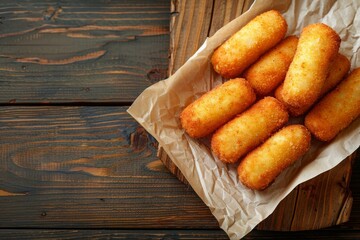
[
  {"xmin": 305, "ymin": 68, "xmax": 360, "ymax": 142},
  {"xmin": 211, "ymin": 97, "xmax": 289, "ymax": 164},
  {"xmin": 274, "ymin": 53, "xmax": 350, "ymax": 116},
  {"xmin": 281, "ymin": 23, "xmax": 341, "ymax": 108},
  {"xmin": 180, "ymin": 78, "xmax": 256, "ymax": 138},
  {"xmin": 211, "ymin": 10, "xmax": 287, "ymax": 79},
  {"xmin": 244, "ymin": 36, "xmax": 299, "ymax": 96},
  {"xmin": 238, "ymin": 125, "xmax": 311, "ymax": 190}
]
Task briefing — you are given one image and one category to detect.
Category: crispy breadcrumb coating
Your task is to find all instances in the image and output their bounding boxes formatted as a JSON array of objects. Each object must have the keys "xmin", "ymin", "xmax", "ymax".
[
  {"xmin": 211, "ymin": 10, "xmax": 287, "ymax": 79},
  {"xmin": 238, "ymin": 125, "xmax": 311, "ymax": 190},
  {"xmin": 275, "ymin": 53, "xmax": 350, "ymax": 116},
  {"xmin": 211, "ymin": 97, "xmax": 289, "ymax": 164},
  {"xmin": 180, "ymin": 78, "xmax": 256, "ymax": 138},
  {"xmin": 305, "ymin": 68, "xmax": 360, "ymax": 141},
  {"xmin": 244, "ymin": 36, "xmax": 298, "ymax": 96},
  {"xmin": 281, "ymin": 23, "xmax": 340, "ymax": 108}
]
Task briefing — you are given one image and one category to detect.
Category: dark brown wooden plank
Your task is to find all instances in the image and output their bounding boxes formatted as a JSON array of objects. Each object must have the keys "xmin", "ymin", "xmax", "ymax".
[
  {"xmin": 290, "ymin": 154, "xmax": 354, "ymax": 230},
  {"xmin": 1, "ymin": 228, "xmax": 360, "ymax": 240},
  {"xmin": 0, "ymin": 0, "xmax": 169, "ymax": 103},
  {"xmin": 0, "ymin": 106, "xmax": 218, "ymax": 228},
  {"xmin": 257, "ymin": 154, "xmax": 356, "ymax": 231},
  {"xmin": 0, "ymin": 229, "xmax": 228, "ymax": 240},
  {"xmin": 169, "ymin": 0, "xmax": 214, "ymax": 76},
  {"xmin": 348, "ymin": 150, "xmax": 360, "ymax": 227},
  {"xmin": 208, "ymin": 0, "xmax": 254, "ymax": 38},
  {"xmin": 169, "ymin": 0, "xmax": 254, "ymax": 75}
]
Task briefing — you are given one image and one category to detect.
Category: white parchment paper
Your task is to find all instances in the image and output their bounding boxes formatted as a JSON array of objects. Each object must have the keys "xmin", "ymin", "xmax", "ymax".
[{"xmin": 128, "ymin": 0, "xmax": 360, "ymax": 239}]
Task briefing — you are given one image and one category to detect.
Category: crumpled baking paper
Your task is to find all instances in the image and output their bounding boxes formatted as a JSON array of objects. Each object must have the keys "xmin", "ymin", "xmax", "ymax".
[{"xmin": 127, "ymin": 0, "xmax": 360, "ymax": 239}]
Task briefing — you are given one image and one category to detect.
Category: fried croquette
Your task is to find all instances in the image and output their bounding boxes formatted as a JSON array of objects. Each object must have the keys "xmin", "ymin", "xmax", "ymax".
[
  {"xmin": 320, "ymin": 53, "xmax": 350, "ymax": 95},
  {"xmin": 211, "ymin": 10, "xmax": 287, "ymax": 79},
  {"xmin": 244, "ymin": 36, "xmax": 299, "ymax": 96},
  {"xmin": 281, "ymin": 23, "xmax": 340, "ymax": 108},
  {"xmin": 305, "ymin": 68, "xmax": 360, "ymax": 141},
  {"xmin": 211, "ymin": 97, "xmax": 289, "ymax": 164},
  {"xmin": 180, "ymin": 78, "xmax": 256, "ymax": 138},
  {"xmin": 274, "ymin": 53, "xmax": 350, "ymax": 116},
  {"xmin": 238, "ymin": 125, "xmax": 311, "ymax": 190},
  {"xmin": 274, "ymin": 84, "xmax": 304, "ymax": 116}
]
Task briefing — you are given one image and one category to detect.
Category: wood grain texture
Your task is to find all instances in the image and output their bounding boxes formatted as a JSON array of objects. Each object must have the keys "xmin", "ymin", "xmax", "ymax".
[
  {"xmin": 0, "ymin": 106, "xmax": 218, "ymax": 228},
  {"xmin": 0, "ymin": 0, "xmax": 169, "ymax": 103},
  {"xmin": 1, "ymin": 228, "xmax": 360, "ymax": 240},
  {"xmin": 1, "ymin": 1, "xmax": 359, "ymax": 239},
  {"xmin": 169, "ymin": 0, "xmax": 213, "ymax": 76},
  {"xmin": 257, "ymin": 153, "xmax": 356, "ymax": 230},
  {"xmin": 1, "ymin": 114, "xmax": 354, "ymax": 240},
  {"xmin": 0, "ymin": 229, "xmax": 229, "ymax": 240},
  {"xmin": 164, "ymin": 0, "xmax": 256, "ymax": 183},
  {"xmin": 160, "ymin": 0, "xmax": 359, "ymax": 231},
  {"xmin": 169, "ymin": 0, "xmax": 254, "ymax": 75}
]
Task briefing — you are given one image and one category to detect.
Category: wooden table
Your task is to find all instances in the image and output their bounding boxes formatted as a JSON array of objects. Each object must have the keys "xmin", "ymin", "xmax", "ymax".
[{"xmin": 0, "ymin": 1, "xmax": 359, "ymax": 239}]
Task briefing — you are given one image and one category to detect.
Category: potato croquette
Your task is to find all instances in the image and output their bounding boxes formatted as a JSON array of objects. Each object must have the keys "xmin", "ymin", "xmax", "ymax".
[
  {"xmin": 320, "ymin": 53, "xmax": 350, "ymax": 95},
  {"xmin": 281, "ymin": 23, "xmax": 340, "ymax": 108},
  {"xmin": 305, "ymin": 68, "xmax": 360, "ymax": 142},
  {"xmin": 274, "ymin": 53, "xmax": 350, "ymax": 116},
  {"xmin": 275, "ymin": 84, "xmax": 304, "ymax": 116},
  {"xmin": 211, "ymin": 97, "xmax": 289, "ymax": 164},
  {"xmin": 244, "ymin": 36, "xmax": 298, "ymax": 96},
  {"xmin": 211, "ymin": 10, "xmax": 287, "ymax": 79},
  {"xmin": 238, "ymin": 125, "xmax": 311, "ymax": 190},
  {"xmin": 180, "ymin": 78, "xmax": 256, "ymax": 138}
]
